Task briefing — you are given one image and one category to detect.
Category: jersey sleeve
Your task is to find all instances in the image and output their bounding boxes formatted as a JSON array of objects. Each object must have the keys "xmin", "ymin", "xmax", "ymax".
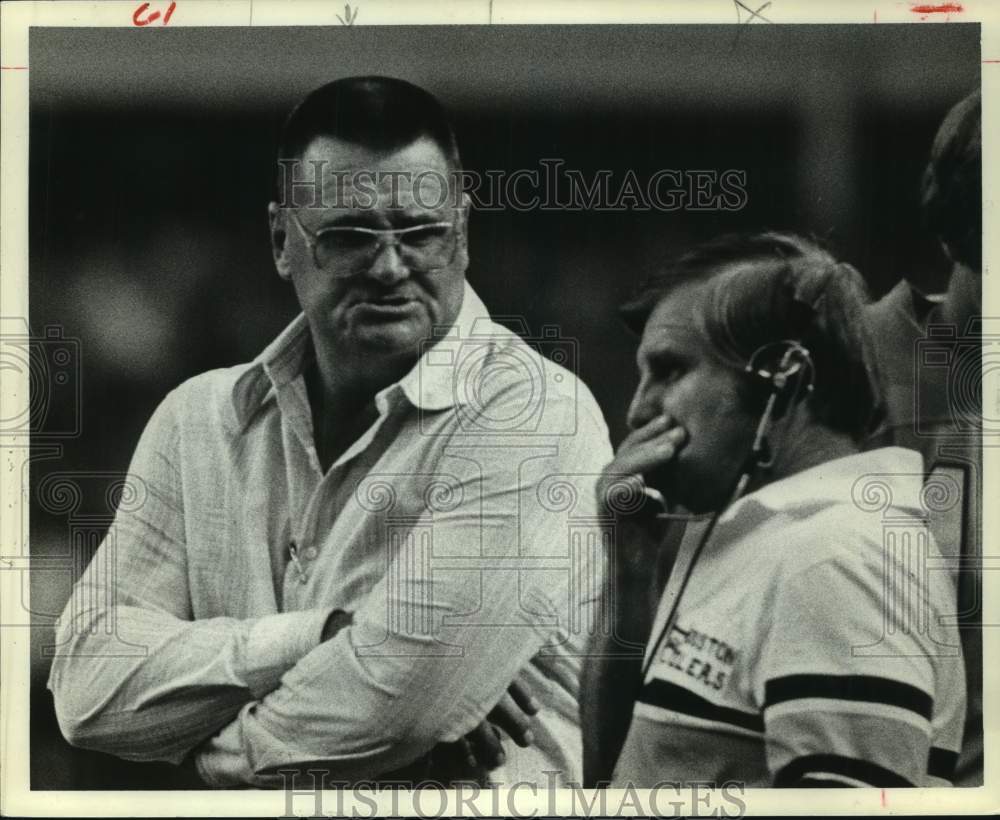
[{"xmin": 755, "ymin": 521, "xmax": 965, "ymax": 787}]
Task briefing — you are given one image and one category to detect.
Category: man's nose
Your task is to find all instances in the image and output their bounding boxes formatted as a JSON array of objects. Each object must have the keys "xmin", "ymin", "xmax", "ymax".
[
  {"xmin": 626, "ymin": 380, "xmax": 661, "ymax": 431},
  {"xmin": 366, "ymin": 241, "xmax": 409, "ymax": 284}
]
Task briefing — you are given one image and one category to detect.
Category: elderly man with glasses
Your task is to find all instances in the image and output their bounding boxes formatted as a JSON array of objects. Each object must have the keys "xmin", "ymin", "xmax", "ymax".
[{"xmin": 48, "ymin": 76, "xmax": 612, "ymax": 788}]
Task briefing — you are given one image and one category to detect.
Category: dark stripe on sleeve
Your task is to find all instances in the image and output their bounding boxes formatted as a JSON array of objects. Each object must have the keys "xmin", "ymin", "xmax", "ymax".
[
  {"xmin": 764, "ymin": 674, "xmax": 933, "ymax": 721},
  {"xmin": 928, "ymin": 746, "xmax": 959, "ymax": 780},
  {"xmin": 638, "ymin": 678, "xmax": 764, "ymax": 733},
  {"xmin": 774, "ymin": 754, "xmax": 915, "ymax": 788}
]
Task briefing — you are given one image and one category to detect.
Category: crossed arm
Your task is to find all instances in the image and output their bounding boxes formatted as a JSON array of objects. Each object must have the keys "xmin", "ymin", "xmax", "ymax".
[{"xmin": 48, "ymin": 388, "xmax": 609, "ymax": 786}]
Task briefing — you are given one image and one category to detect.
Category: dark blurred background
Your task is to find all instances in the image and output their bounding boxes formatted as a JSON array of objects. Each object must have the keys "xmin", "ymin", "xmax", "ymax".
[{"xmin": 28, "ymin": 24, "xmax": 979, "ymax": 788}]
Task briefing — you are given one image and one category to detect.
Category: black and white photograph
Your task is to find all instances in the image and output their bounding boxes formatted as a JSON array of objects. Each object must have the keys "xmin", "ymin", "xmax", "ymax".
[{"xmin": 1, "ymin": 1, "xmax": 995, "ymax": 815}]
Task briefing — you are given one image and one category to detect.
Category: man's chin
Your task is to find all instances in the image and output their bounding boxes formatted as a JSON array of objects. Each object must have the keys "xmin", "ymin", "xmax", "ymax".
[{"xmin": 351, "ymin": 323, "xmax": 430, "ymax": 356}]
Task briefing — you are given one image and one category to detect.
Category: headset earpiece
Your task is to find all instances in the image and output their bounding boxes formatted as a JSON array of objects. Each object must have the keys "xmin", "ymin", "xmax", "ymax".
[
  {"xmin": 744, "ymin": 340, "xmax": 815, "ymax": 401},
  {"xmin": 736, "ymin": 340, "xmax": 816, "ymax": 476}
]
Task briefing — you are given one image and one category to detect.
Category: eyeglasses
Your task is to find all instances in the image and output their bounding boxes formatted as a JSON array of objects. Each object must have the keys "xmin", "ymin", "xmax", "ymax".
[{"xmin": 287, "ymin": 210, "xmax": 460, "ymax": 278}]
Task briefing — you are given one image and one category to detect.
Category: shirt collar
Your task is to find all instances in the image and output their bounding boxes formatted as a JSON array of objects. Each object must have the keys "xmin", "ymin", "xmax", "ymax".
[
  {"xmin": 391, "ymin": 281, "xmax": 495, "ymax": 412},
  {"xmin": 867, "ymin": 279, "xmax": 943, "ymax": 340},
  {"xmin": 866, "ymin": 280, "xmax": 950, "ymax": 426},
  {"xmin": 231, "ymin": 281, "xmax": 494, "ymax": 428},
  {"xmin": 230, "ymin": 313, "xmax": 311, "ymax": 429},
  {"xmin": 719, "ymin": 446, "xmax": 926, "ymax": 523}
]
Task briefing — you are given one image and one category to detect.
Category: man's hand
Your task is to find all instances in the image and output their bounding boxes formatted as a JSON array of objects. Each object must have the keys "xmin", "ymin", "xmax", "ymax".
[
  {"xmin": 596, "ymin": 414, "xmax": 687, "ymax": 515},
  {"xmin": 582, "ymin": 415, "xmax": 689, "ymax": 787},
  {"xmin": 596, "ymin": 415, "xmax": 686, "ymax": 577},
  {"xmin": 463, "ymin": 679, "xmax": 540, "ymax": 767},
  {"xmin": 324, "ymin": 614, "xmax": 540, "ymax": 782},
  {"xmin": 425, "ymin": 678, "xmax": 540, "ymax": 783},
  {"xmin": 492, "ymin": 679, "xmax": 540, "ymax": 747}
]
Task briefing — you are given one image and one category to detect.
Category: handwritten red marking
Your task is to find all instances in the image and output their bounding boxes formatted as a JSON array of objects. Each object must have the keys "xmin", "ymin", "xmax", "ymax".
[
  {"xmin": 133, "ymin": 3, "xmax": 158, "ymax": 25},
  {"xmin": 984, "ymin": 60, "xmax": 1000, "ymax": 63},
  {"xmin": 881, "ymin": 788, "xmax": 886, "ymax": 807},
  {"xmin": 133, "ymin": 2, "xmax": 175, "ymax": 25},
  {"xmin": 1, "ymin": 66, "xmax": 28, "ymax": 70},
  {"xmin": 910, "ymin": 3, "xmax": 963, "ymax": 12}
]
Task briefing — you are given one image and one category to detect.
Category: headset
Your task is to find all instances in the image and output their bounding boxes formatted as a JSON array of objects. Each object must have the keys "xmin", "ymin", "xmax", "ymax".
[
  {"xmin": 733, "ymin": 339, "xmax": 816, "ymax": 493},
  {"xmin": 639, "ymin": 338, "xmax": 816, "ymax": 680}
]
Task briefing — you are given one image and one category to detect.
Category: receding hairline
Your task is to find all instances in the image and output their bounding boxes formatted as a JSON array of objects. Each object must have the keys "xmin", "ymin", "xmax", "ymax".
[
  {"xmin": 293, "ymin": 133, "xmax": 459, "ymax": 169},
  {"xmin": 276, "ymin": 77, "xmax": 462, "ymax": 164},
  {"xmin": 275, "ymin": 133, "xmax": 466, "ymax": 210}
]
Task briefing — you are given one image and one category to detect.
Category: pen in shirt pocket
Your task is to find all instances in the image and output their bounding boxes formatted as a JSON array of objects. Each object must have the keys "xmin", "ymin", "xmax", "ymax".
[{"xmin": 288, "ymin": 539, "xmax": 308, "ymax": 583}]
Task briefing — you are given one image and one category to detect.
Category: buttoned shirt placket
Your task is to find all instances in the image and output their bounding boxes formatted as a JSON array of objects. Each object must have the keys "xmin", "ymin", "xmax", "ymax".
[{"xmin": 268, "ymin": 352, "xmax": 399, "ymax": 610}]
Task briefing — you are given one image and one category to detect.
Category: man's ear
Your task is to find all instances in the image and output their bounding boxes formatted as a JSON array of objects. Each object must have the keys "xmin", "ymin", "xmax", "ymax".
[
  {"xmin": 268, "ymin": 202, "xmax": 292, "ymax": 280},
  {"xmin": 455, "ymin": 192, "xmax": 471, "ymax": 257},
  {"xmin": 459, "ymin": 191, "xmax": 471, "ymax": 228}
]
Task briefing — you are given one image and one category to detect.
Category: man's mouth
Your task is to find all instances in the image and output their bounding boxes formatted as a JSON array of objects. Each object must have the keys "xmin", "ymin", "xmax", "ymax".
[
  {"xmin": 358, "ymin": 293, "xmax": 416, "ymax": 307},
  {"xmin": 353, "ymin": 294, "xmax": 421, "ymax": 316}
]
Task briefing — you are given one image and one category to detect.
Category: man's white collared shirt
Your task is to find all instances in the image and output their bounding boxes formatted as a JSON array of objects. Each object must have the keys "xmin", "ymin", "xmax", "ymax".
[{"xmin": 48, "ymin": 283, "xmax": 613, "ymax": 787}]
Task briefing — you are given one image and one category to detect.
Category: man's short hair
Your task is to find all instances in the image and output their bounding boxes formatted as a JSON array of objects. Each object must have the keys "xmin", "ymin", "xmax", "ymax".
[
  {"xmin": 277, "ymin": 75, "xmax": 462, "ymax": 169},
  {"xmin": 921, "ymin": 89, "xmax": 981, "ymax": 271},
  {"xmin": 621, "ymin": 231, "xmax": 885, "ymax": 442}
]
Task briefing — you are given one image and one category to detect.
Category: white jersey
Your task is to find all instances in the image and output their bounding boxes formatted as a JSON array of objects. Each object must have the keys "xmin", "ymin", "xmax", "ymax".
[{"xmin": 613, "ymin": 447, "xmax": 966, "ymax": 788}]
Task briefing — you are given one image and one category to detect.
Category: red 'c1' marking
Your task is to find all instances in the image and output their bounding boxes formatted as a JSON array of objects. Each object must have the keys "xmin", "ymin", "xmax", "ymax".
[
  {"xmin": 910, "ymin": 3, "xmax": 963, "ymax": 12},
  {"xmin": 133, "ymin": 3, "xmax": 156, "ymax": 25},
  {"xmin": 133, "ymin": 1, "xmax": 175, "ymax": 26}
]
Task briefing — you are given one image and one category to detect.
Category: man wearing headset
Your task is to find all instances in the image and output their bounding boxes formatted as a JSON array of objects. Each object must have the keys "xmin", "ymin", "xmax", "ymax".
[{"xmin": 582, "ymin": 232, "xmax": 966, "ymax": 787}]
